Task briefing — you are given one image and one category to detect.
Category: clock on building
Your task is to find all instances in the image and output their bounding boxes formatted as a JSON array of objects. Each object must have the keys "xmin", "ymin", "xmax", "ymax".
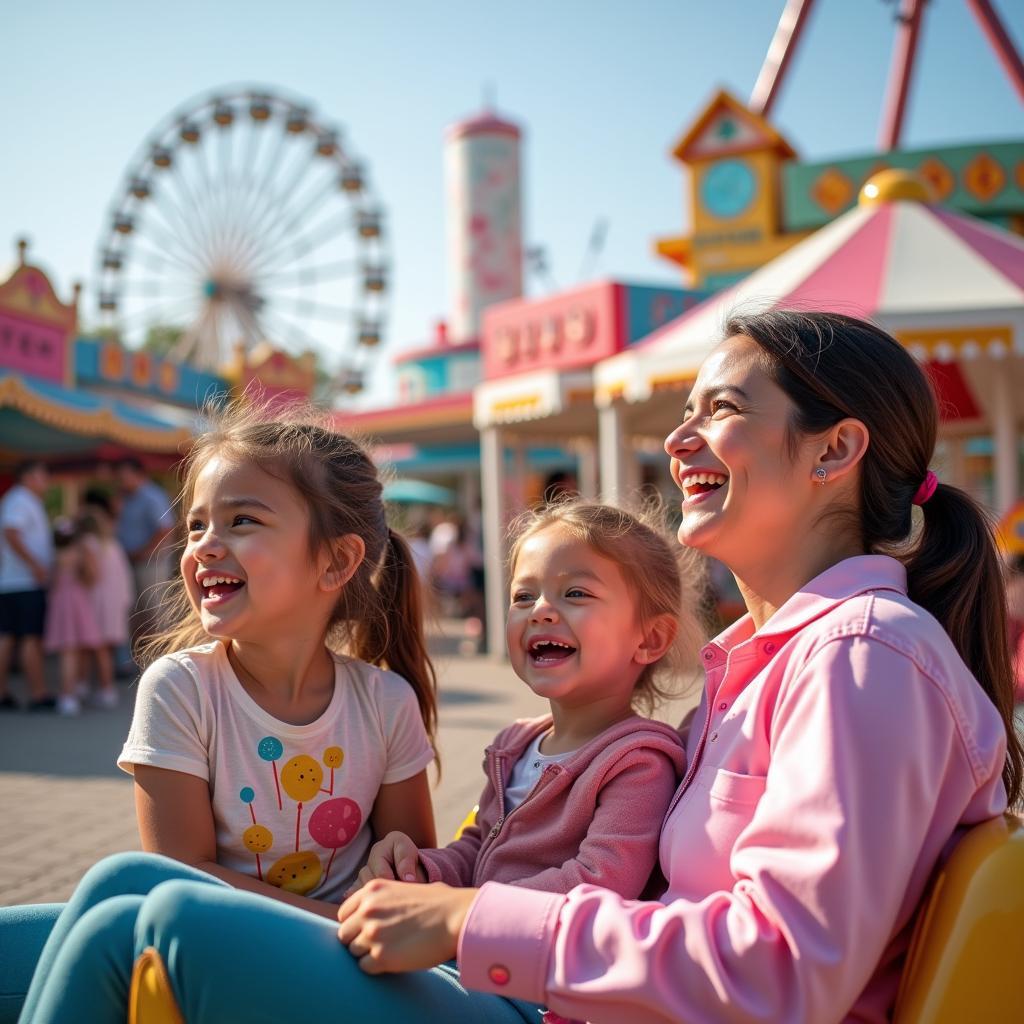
[{"xmin": 700, "ymin": 159, "xmax": 757, "ymax": 219}]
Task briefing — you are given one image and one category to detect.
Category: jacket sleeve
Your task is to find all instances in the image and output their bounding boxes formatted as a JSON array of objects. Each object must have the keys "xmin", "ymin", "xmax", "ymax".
[
  {"xmin": 458, "ymin": 636, "xmax": 1005, "ymax": 1024},
  {"xmin": 508, "ymin": 748, "xmax": 680, "ymax": 897},
  {"xmin": 417, "ymin": 781, "xmax": 494, "ymax": 887}
]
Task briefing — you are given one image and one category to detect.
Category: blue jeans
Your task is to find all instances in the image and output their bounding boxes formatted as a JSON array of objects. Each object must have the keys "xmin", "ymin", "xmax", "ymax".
[{"xmin": 3, "ymin": 852, "xmax": 542, "ymax": 1024}]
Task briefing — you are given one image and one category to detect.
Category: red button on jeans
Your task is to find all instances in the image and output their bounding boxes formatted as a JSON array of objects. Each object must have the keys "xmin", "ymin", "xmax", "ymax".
[{"xmin": 489, "ymin": 964, "xmax": 511, "ymax": 986}]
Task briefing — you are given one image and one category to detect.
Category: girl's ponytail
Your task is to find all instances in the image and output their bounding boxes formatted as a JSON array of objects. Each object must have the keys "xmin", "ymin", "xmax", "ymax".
[
  {"xmin": 353, "ymin": 528, "xmax": 438, "ymax": 751},
  {"xmin": 905, "ymin": 484, "xmax": 1022, "ymax": 807}
]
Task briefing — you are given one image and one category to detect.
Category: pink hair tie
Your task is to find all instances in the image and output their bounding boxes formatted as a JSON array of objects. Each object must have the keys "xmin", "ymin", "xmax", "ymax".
[{"xmin": 912, "ymin": 470, "xmax": 938, "ymax": 506}]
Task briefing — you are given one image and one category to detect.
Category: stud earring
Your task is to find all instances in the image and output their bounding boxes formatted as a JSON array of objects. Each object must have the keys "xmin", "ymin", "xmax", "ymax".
[{"xmin": 814, "ymin": 467, "xmax": 828, "ymax": 485}]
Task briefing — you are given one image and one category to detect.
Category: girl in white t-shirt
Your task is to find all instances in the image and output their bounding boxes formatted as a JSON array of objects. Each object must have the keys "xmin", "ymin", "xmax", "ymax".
[{"xmin": 115, "ymin": 400, "xmax": 439, "ymax": 913}]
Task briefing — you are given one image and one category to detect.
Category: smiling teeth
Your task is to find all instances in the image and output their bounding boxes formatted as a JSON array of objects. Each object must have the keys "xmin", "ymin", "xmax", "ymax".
[
  {"xmin": 682, "ymin": 472, "xmax": 728, "ymax": 488},
  {"xmin": 201, "ymin": 576, "xmax": 242, "ymax": 587},
  {"xmin": 530, "ymin": 640, "xmax": 573, "ymax": 651}
]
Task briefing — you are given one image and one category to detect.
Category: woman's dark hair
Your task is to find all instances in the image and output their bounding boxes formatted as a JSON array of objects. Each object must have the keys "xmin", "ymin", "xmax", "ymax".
[
  {"xmin": 725, "ymin": 309, "xmax": 1022, "ymax": 808},
  {"xmin": 138, "ymin": 398, "xmax": 438, "ymax": 759}
]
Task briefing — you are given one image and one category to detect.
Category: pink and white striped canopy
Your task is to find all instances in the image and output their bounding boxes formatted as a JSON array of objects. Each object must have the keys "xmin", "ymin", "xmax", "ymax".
[{"xmin": 595, "ymin": 198, "xmax": 1024, "ymax": 405}]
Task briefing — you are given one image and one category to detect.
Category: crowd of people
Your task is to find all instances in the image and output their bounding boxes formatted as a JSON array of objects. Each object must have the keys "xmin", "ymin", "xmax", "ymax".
[{"xmin": 0, "ymin": 457, "xmax": 174, "ymax": 715}]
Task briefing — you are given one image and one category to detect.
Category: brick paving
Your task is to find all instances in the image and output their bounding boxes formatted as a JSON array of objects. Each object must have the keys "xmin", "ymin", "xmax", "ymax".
[{"xmin": 0, "ymin": 621, "xmax": 698, "ymax": 906}]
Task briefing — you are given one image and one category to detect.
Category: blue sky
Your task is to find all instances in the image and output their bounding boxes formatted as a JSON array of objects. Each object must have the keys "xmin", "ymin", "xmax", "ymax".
[{"xmin": 4, "ymin": 0, "xmax": 1023, "ymax": 406}]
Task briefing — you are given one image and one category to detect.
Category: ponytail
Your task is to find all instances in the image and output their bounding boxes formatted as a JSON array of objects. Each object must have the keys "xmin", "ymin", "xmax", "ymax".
[
  {"xmin": 351, "ymin": 528, "xmax": 438, "ymax": 759},
  {"xmin": 905, "ymin": 485, "xmax": 1022, "ymax": 807}
]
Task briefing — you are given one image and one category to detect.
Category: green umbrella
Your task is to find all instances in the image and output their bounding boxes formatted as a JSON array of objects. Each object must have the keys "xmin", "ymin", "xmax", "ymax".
[{"xmin": 382, "ymin": 479, "xmax": 455, "ymax": 506}]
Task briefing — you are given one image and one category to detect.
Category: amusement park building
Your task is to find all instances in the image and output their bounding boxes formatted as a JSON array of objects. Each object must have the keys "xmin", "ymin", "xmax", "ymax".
[{"xmin": 0, "ymin": 240, "xmax": 225, "ymax": 498}]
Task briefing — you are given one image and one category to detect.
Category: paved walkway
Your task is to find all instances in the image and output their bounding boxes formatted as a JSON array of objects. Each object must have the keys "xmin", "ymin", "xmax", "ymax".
[{"xmin": 0, "ymin": 622, "xmax": 699, "ymax": 906}]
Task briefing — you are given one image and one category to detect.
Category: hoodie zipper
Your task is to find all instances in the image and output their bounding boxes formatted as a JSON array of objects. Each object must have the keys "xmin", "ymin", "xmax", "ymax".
[{"xmin": 475, "ymin": 754, "xmax": 562, "ymax": 883}]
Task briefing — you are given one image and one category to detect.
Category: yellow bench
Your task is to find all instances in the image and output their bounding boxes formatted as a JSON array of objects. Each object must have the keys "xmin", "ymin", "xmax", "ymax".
[{"xmin": 130, "ymin": 813, "xmax": 1024, "ymax": 1023}]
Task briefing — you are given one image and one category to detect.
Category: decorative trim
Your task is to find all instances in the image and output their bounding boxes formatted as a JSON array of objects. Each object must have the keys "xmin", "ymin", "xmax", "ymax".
[{"xmin": 0, "ymin": 375, "xmax": 189, "ymax": 452}]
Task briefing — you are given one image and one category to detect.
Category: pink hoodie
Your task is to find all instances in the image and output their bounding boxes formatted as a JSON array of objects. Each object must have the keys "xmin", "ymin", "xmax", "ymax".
[
  {"xmin": 457, "ymin": 556, "xmax": 1008, "ymax": 1023},
  {"xmin": 419, "ymin": 714, "xmax": 685, "ymax": 897}
]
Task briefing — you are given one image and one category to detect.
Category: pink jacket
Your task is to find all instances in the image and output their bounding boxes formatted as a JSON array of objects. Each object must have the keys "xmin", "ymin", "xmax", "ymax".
[
  {"xmin": 419, "ymin": 715, "xmax": 685, "ymax": 897},
  {"xmin": 458, "ymin": 556, "xmax": 1008, "ymax": 1023}
]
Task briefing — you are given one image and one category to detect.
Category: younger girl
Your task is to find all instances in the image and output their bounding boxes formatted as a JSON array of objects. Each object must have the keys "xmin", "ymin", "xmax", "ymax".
[
  {"xmin": 73, "ymin": 510, "xmax": 130, "ymax": 709},
  {"xmin": 9, "ymin": 400, "xmax": 438, "ymax": 1021},
  {"xmin": 43, "ymin": 519, "xmax": 102, "ymax": 717},
  {"xmin": 352, "ymin": 501, "xmax": 697, "ymax": 899}
]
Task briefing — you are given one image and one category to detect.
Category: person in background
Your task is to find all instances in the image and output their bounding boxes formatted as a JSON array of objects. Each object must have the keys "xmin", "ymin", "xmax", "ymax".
[
  {"xmin": 75, "ymin": 504, "xmax": 133, "ymax": 709},
  {"xmin": 115, "ymin": 457, "xmax": 174, "ymax": 646},
  {"xmin": 43, "ymin": 519, "xmax": 103, "ymax": 717},
  {"xmin": 0, "ymin": 460, "xmax": 54, "ymax": 711}
]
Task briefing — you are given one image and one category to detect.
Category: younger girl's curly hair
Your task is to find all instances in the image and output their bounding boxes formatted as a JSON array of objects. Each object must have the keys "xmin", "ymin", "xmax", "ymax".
[
  {"xmin": 508, "ymin": 499, "xmax": 706, "ymax": 714},
  {"xmin": 139, "ymin": 398, "xmax": 437, "ymax": 748}
]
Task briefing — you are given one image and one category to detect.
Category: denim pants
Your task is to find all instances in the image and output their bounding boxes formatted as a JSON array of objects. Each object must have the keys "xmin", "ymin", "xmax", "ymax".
[{"xmin": 1, "ymin": 852, "xmax": 543, "ymax": 1024}]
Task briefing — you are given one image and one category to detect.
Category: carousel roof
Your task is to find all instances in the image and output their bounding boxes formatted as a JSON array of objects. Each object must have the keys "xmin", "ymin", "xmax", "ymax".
[
  {"xmin": 0, "ymin": 371, "xmax": 191, "ymax": 456},
  {"xmin": 596, "ymin": 171, "xmax": 1024, "ymax": 405}
]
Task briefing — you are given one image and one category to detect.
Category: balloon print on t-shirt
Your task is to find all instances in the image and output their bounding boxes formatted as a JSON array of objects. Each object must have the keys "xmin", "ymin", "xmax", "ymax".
[
  {"xmin": 238, "ymin": 786, "xmax": 273, "ymax": 881},
  {"xmin": 243, "ymin": 737, "xmax": 362, "ymax": 894}
]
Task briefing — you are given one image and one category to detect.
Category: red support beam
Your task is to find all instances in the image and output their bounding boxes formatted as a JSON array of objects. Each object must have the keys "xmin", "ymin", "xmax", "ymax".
[
  {"xmin": 878, "ymin": 0, "xmax": 929, "ymax": 151},
  {"xmin": 966, "ymin": 0, "xmax": 1024, "ymax": 103},
  {"xmin": 750, "ymin": 0, "xmax": 818, "ymax": 118}
]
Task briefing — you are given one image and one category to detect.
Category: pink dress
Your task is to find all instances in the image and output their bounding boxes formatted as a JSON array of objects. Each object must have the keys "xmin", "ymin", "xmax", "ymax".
[
  {"xmin": 84, "ymin": 535, "xmax": 134, "ymax": 646},
  {"xmin": 44, "ymin": 546, "xmax": 102, "ymax": 652}
]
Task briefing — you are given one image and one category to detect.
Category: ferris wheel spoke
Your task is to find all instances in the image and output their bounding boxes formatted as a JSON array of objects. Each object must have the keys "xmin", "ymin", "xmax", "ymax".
[
  {"xmin": 170, "ymin": 302, "xmax": 215, "ymax": 364},
  {"xmin": 249, "ymin": 176, "xmax": 341, "ymax": 269},
  {"xmin": 115, "ymin": 295, "xmax": 200, "ymax": 330},
  {"xmin": 127, "ymin": 239, "xmax": 202, "ymax": 277},
  {"xmin": 118, "ymin": 277, "xmax": 198, "ymax": 297},
  {"xmin": 265, "ymin": 296, "xmax": 356, "ymax": 323},
  {"xmin": 262, "ymin": 307, "xmax": 329, "ymax": 354},
  {"xmin": 249, "ymin": 209, "xmax": 356, "ymax": 276},
  {"xmin": 130, "ymin": 214, "xmax": 210, "ymax": 277},
  {"xmin": 167, "ymin": 151, "xmax": 228, "ymax": 264},
  {"xmin": 150, "ymin": 174, "xmax": 221, "ymax": 272},
  {"xmin": 251, "ymin": 144, "xmax": 321, "ymax": 247},
  {"xmin": 252, "ymin": 257, "xmax": 361, "ymax": 286}
]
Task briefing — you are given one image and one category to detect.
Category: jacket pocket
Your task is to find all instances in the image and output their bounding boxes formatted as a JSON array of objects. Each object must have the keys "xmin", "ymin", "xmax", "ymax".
[{"xmin": 705, "ymin": 767, "xmax": 767, "ymax": 807}]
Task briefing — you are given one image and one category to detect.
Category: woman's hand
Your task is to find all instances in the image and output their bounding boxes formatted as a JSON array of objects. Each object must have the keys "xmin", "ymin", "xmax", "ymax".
[
  {"xmin": 337, "ymin": 879, "xmax": 478, "ymax": 974},
  {"xmin": 345, "ymin": 831, "xmax": 426, "ymax": 896}
]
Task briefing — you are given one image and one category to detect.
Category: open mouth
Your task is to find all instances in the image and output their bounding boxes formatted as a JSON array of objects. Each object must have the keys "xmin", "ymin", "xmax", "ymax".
[
  {"xmin": 527, "ymin": 639, "xmax": 577, "ymax": 665},
  {"xmin": 681, "ymin": 471, "xmax": 728, "ymax": 501},
  {"xmin": 199, "ymin": 574, "xmax": 245, "ymax": 601}
]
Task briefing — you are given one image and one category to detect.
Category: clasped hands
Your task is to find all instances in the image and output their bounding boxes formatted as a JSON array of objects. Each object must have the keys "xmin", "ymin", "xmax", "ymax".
[{"xmin": 337, "ymin": 830, "xmax": 478, "ymax": 975}]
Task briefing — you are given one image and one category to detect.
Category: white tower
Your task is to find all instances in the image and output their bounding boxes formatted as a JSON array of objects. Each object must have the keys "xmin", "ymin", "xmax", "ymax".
[{"xmin": 444, "ymin": 109, "xmax": 523, "ymax": 343}]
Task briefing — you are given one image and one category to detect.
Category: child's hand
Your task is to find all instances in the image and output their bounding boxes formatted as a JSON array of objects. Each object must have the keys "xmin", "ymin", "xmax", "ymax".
[{"xmin": 346, "ymin": 831, "xmax": 426, "ymax": 895}]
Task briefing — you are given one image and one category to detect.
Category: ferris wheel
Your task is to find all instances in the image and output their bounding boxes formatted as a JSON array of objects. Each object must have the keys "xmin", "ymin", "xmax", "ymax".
[{"xmin": 95, "ymin": 86, "xmax": 389, "ymax": 393}]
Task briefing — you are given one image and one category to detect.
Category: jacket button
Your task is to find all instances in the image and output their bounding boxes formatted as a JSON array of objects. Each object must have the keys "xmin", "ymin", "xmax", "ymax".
[
  {"xmin": 764, "ymin": 641, "xmax": 777, "ymax": 655},
  {"xmin": 718, "ymin": 701, "xmax": 727, "ymax": 711},
  {"xmin": 703, "ymin": 650, "xmax": 715, "ymax": 661},
  {"xmin": 488, "ymin": 964, "xmax": 511, "ymax": 986}
]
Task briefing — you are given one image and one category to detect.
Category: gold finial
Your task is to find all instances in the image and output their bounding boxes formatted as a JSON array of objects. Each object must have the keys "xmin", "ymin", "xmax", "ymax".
[{"xmin": 859, "ymin": 169, "xmax": 933, "ymax": 207}]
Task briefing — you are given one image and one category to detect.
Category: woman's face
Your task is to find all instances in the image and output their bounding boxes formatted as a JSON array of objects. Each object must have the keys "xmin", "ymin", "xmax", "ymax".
[{"xmin": 664, "ymin": 334, "xmax": 815, "ymax": 563}]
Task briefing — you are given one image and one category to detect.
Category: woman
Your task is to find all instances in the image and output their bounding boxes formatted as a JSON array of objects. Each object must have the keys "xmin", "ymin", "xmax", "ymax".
[{"xmin": 16, "ymin": 311, "xmax": 1021, "ymax": 1023}]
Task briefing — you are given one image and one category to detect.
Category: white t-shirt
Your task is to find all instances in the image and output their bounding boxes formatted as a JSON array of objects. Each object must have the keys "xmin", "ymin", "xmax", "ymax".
[
  {"xmin": 118, "ymin": 642, "xmax": 434, "ymax": 902},
  {"xmin": 0, "ymin": 485, "xmax": 53, "ymax": 593},
  {"xmin": 502, "ymin": 731, "xmax": 574, "ymax": 813}
]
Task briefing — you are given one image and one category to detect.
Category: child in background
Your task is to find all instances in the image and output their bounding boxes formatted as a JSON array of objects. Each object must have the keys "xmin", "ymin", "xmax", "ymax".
[
  {"xmin": 74, "ymin": 509, "xmax": 132, "ymax": 709},
  {"xmin": 352, "ymin": 501, "xmax": 701, "ymax": 902},
  {"xmin": 43, "ymin": 519, "xmax": 102, "ymax": 717},
  {"xmin": 10, "ymin": 400, "xmax": 439, "ymax": 1023}
]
